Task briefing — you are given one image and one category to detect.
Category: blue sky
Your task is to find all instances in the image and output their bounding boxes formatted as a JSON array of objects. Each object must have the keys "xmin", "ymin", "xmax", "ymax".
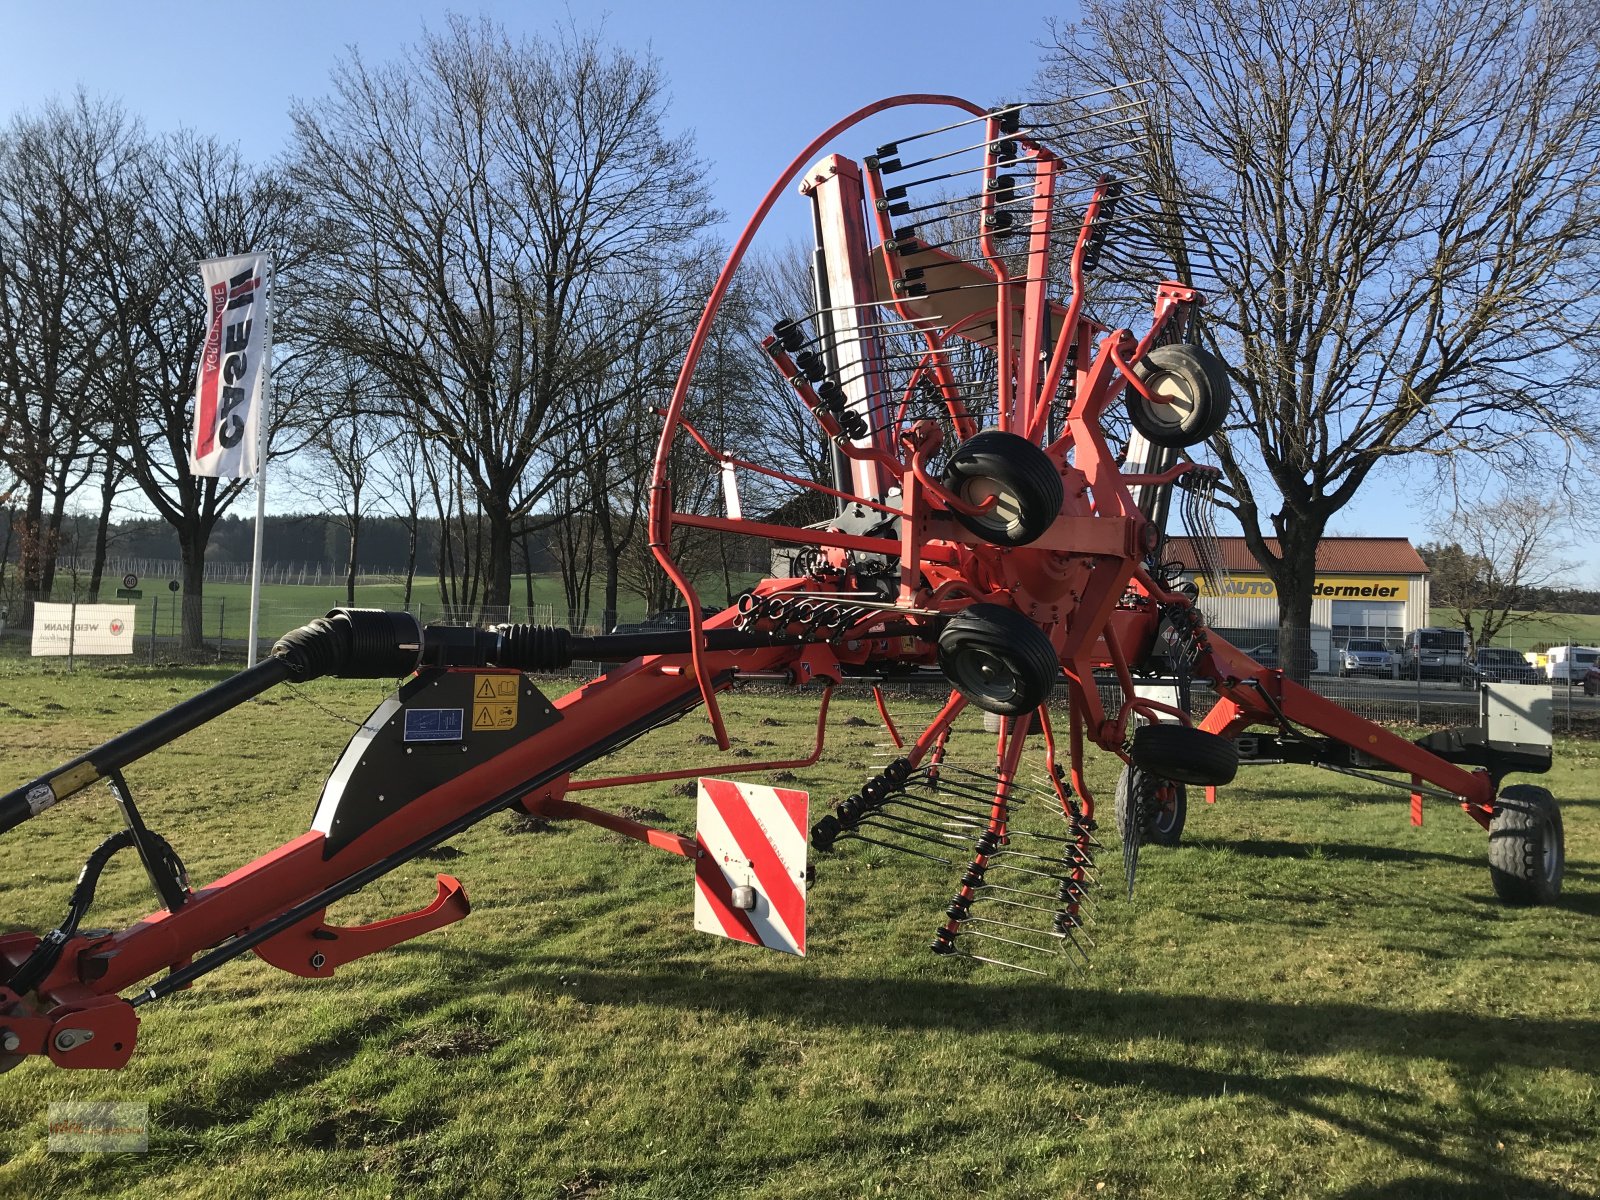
[{"xmin": 0, "ymin": 1, "xmax": 1512, "ymax": 550}]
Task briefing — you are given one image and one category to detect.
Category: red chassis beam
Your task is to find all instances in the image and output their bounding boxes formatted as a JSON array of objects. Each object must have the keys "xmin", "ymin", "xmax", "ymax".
[{"xmin": 1110, "ymin": 579, "xmax": 1500, "ymax": 824}]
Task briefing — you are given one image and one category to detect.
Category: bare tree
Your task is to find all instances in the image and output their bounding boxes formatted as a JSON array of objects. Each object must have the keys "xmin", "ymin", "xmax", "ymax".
[
  {"xmin": 289, "ymin": 17, "xmax": 719, "ymax": 612},
  {"xmin": 284, "ymin": 361, "xmax": 387, "ymax": 605},
  {"xmin": 0, "ymin": 94, "xmax": 134, "ymax": 622},
  {"xmin": 81, "ymin": 448, "xmax": 127, "ymax": 602},
  {"xmin": 1041, "ymin": 0, "xmax": 1600, "ymax": 679},
  {"xmin": 369, "ymin": 419, "xmax": 431, "ymax": 611},
  {"xmin": 738, "ymin": 245, "xmax": 837, "ymax": 503},
  {"xmin": 1422, "ymin": 495, "xmax": 1574, "ymax": 648}
]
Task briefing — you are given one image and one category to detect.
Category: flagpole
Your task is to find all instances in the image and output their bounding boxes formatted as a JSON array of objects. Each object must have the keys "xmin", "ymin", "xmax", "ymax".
[{"xmin": 246, "ymin": 255, "xmax": 274, "ymax": 667}]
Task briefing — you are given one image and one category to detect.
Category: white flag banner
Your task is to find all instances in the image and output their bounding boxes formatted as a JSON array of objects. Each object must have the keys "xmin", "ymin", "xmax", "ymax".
[{"xmin": 190, "ymin": 253, "xmax": 269, "ymax": 478}]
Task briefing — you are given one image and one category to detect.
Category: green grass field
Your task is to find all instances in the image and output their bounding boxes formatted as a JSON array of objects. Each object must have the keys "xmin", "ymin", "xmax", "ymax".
[
  {"xmin": 1428, "ymin": 610, "xmax": 1600, "ymax": 650},
  {"xmin": 61, "ymin": 573, "xmax": 768, "ymax": 648},
  {"xmin": 98, "ymin": 576, "xmax": 627, "ymax": 643},
  {"xmin": 0, "ymin": 662, "xmax": 1595, "ymax": 1198}
]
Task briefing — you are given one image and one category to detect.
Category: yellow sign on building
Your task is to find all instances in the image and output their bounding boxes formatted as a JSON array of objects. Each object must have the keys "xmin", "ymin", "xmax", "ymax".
[{"xmin": 1194, "ymin": 575, "xmax": 1409, "ymax": 601}]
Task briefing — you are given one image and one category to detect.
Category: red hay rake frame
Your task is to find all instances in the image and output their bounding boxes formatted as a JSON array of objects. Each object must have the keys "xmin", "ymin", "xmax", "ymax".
[{"xmin": 0, "ymin": 92, "xmax": 1556, "ymax": 1072}]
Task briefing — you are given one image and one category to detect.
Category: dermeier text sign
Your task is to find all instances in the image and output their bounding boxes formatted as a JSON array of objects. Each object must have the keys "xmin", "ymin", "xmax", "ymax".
[
  {"xmin": 1194, "ymin": 575, "xmax": 1410, "ymax": 601},
  {"xmin": 31, "ymin": 604, "xmax": 137, "ymax": 656}
]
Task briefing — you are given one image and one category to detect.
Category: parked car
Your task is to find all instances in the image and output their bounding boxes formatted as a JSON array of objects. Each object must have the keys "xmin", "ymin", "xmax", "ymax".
[
  {"xmin": 1338, "ymin": 638, "xmax": 1397, "ymax": 678},
  {"xmin": 1242, "ymin": 642, "xmax": 1319, "ymax": 672},
  {"xmin": 1460, "ymin": 647, "xmax": 1545, "ymax": 688},
  {"xmin": 1546, "ymin": 644, "xmax": 1600, "ymax": 686},
  {"xmin": 1585, "ymin": 662, "xmax": 1600, "ymax": 696},
  {"xmin": 1399, "ymin": 627, "xmax": 1467, "ymax": 680}
]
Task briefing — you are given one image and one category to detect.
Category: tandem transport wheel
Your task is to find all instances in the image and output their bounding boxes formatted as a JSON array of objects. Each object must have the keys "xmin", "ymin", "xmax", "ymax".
[
  {"xmin": 1488, "ymin": 784, "xmax": 1564, "ymax": 905},
  {"xmin": 1115, "ymin": 764, "xmax": 1187, "ymax": 847},
  {"xmin": 1128, "ymin": 722, "xmax": 1238, "ymax": 787}
]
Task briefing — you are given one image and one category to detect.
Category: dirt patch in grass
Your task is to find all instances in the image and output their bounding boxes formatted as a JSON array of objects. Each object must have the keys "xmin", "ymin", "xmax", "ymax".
[
  {"xmin": 395, "ymin": 1021, "xmax": 503, "ymax": 1060},
  {"xmin": 557, "ymin": 1169, "xmax": 609, "ymax": 1198},
  {"xmin": 417, "ymin": 844, "xmax": 464, "ymax": 861},
  {"xmin": 503, "ymin": 813, "xmax": 558, "ymax": 835},
  {"xmin": 617, "ymin": 805, "xmax": 670, "ymax": 823}
]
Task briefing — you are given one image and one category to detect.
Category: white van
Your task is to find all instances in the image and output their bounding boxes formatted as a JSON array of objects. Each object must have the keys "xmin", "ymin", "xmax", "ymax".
[{"xmin": 1546, "ymin": 645, "xmax": 1600, "ymax": 684}]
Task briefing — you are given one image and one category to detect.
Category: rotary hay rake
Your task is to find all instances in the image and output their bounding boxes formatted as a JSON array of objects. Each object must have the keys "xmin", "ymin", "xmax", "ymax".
[{"xmin": 0, "ymin": 91, "xmax": 1563, "ymax": 1071}]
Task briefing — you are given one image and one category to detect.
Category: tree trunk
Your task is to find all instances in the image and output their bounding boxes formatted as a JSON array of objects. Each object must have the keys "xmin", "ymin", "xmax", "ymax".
[
  {"xmin": 177, "ymin": 530, "xmax": 207, "ymax": 653},
  {"xmin": 18, "ymin": 481, "xmax": 49, "ymax": 626},
  {"xmin": 0, "ymin": 507, "xmax": 14, "ymax": 596},
  {"xmin": 521, "ymin": 531, "xmax": 535, "ymax": 615},
  {"xmin": 482, "ymin": 508, "xmax": 513, "ymax": 613},
  {"xmin": 1271, "ymin": 531, "xmax": 1321, "ymax": 683},
  {"xmin": 602, "ymin": 547, "xmax": 621, "ymax": 636},
  {"xmin": 403, "ymin": 521, "xmax": 418, "ymax": 610},
  {"xmin": 40, "ymin": 489, "xmax": 69, "ymax": 600},
  {"xmin": 88, "ymin": 472, "xmax": 118, "ymax": 603},
  {"xmin": 344, "ymin": 513, "xmax": 361, "ymax": 605}
]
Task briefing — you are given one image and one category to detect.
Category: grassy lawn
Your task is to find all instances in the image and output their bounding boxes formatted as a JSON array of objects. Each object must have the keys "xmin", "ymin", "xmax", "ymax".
[
  {"xmin": 1429, "ymin": 610, "xmax": 1600, "ymax": 650},
  {"xmin": 0, "ymin": 662, "xmax": 1595, "ymax": 1198}
]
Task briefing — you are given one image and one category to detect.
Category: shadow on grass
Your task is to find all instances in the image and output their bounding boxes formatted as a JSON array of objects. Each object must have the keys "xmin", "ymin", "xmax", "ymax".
[
  {"xmin": 138, "ymin": 943, "xmax": 1598, "ymax": 1191},
  {"xmin": 1336, "ymin": 1181, "xmax": 1594, "ymax": 1200},
  {"xmin": 1187, "ymin": 837, "xmax": 1485, "ymax": 869},
  {"xmin": 1185, "ymin": 838, "xmax": 1600, "ymax": 888},
  {"xmin": 391, "ymin": 946, "xmax": 1600, "ymax": 1076},
  {"xmin": 1558, "ymin": 889, "xmax": 1600, "ymax": 917},
  {"xmin": 1030, "ymin": 1052, "xmax": 1595, "ymax": 1200},
  {"xmin": 157, "ymin": 984, "xmax": 447, "ymax": 1134}
]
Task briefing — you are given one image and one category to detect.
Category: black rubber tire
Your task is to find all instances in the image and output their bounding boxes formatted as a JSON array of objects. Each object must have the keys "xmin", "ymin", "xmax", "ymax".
[
  {"xmin": 1129, "ymin": 722, "xmax": 1238, "ymax": 786},
  {"xmin": 937, "ymin": 603, "xmax": 1059, "ymax": 715},
  {"xmin": 1488, "ymin": 784, "xmax": 1564, "ymax": 906},
  {"xmin": 1114, "ymin": 764, "xmax": 1187, "ymax": 846},
  {"xmin": 1126, "ymin": 344, "xmax": 1232, "ymax": 449},
  {"xmin": 942, "ymin": 429, "xmax": 1064, "ymax": 546}
]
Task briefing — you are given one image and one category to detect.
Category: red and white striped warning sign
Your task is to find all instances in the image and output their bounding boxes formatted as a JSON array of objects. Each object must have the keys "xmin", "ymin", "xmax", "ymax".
[{"xmin": 694, "ymin": 778, "xmax": 809, "ymax": 956}]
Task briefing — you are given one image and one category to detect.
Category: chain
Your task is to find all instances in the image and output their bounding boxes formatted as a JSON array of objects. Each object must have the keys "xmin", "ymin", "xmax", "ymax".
[{"xmin": 279, "ymin": 679, "xmax": 400, "ymax": 729}]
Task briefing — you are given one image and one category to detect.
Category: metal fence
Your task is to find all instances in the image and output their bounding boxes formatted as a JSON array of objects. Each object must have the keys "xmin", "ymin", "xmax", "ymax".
[
  {"xmin": 871, "ymin": 668, "xmax": 1599, "ymax": 734},
  {"xmin": 0, "ymin": 593, "xmax": 564, "ymax": 667},
  {"xmin": 3, "ymin": 590, "xmax": 1595, "ymax": 732}
]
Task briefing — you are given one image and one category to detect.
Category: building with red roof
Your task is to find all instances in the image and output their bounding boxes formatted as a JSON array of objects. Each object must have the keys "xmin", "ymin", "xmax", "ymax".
[{"xmin": 1160, "ymin": 537, "xmax": 1431, "ymax": 672}]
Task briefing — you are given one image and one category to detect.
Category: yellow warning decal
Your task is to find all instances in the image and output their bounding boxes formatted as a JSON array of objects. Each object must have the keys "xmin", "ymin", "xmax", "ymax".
[{"xmin": 472, "ymin": 674, "xmax": 519, "ymax": 730}]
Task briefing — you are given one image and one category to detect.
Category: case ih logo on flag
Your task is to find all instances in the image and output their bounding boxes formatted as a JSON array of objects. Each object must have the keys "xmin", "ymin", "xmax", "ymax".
[
  {"xmin": 190, "ymin": 253, "xmax": 268, "ymax": 478},
  {"xmin": 694, "ymin": 778, "xmax": 808, "ymax": 955}
]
